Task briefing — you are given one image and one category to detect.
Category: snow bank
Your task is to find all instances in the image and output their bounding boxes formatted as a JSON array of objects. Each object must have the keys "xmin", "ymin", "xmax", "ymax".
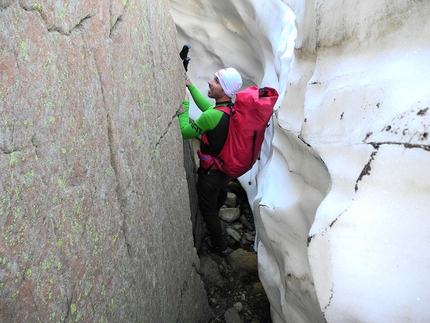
[{"xmin": 170, "ymin": 0, "xmax": 430, "ymax": 322}]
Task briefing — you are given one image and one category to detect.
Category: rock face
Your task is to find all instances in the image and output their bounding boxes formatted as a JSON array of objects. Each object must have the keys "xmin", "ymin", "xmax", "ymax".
[
  {"xmin": 170, "ymin": 0, "xmax": 430, "ymax": 322},
  {"xmin": 0, "ymin": 1, "xmax": 211, "ymax": 322}
]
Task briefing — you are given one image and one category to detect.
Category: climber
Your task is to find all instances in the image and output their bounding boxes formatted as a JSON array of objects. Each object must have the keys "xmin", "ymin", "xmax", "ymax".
[{"xmin": 177, "ymin": 68, "xmax": 243, "ymax": 256}]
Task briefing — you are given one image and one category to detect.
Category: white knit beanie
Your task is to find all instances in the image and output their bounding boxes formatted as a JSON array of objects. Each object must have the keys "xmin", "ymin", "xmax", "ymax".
[{"xmin": 214, "ymin": 67, "xmax": 243, "ymax": 98}]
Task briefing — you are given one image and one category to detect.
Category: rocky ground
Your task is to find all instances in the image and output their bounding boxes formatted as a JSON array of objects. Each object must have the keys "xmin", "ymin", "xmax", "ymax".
[{"xmin": 197, "ymin": 180, "xmax": 272, "ymax": 323}]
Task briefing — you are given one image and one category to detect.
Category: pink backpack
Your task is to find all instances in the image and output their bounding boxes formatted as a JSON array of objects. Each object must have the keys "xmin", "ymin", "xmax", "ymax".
[{"xmin": 198, "ymin": 86, "xmax": 278, "ymax": 178}]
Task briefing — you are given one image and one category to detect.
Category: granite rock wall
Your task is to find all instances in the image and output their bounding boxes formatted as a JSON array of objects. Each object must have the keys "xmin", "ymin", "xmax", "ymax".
[{"xmin": 0, "ymin": 1, "xmax": 210, "ymax": 322}]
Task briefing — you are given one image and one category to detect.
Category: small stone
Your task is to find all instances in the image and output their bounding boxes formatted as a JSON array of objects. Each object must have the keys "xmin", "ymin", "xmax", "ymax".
[
  {"xmin": 226, "ymin": 227, "xmax": 242, "ymax": 242},
  {"xmin": 244, "ymin": 233, "xmax": 255, "ymax": 242},
  {"xmin": 232, "ymin": 223, "xmax": 243, "ymax": 230},
  {"xmin": 220, "ymin": 207, "xmax": 241, "ymax": 222},
  {"xmin": 224, "ymin": 192, "xmax": 238, "ymax": 207},
  {"xmin": 224, "ymin": 307, "xmax": 243, "ymax": 323},
  {"xmin": 233, "ymin": 302, "xmax": 243, "ymax": 312},
  {"xmin": 240, "ymin": 215, "xmax": 253, "ymax": 230}
]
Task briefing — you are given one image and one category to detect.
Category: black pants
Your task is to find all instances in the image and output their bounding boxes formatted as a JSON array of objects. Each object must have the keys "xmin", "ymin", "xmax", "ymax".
[{"xmin": 196, "ymin": 168, "xmax": 231, "ymax": 251}]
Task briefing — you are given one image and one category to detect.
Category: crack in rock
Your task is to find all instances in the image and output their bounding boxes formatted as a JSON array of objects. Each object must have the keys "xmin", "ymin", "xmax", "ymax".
[
  {"xmin": 92, "ymin": 52, "xmax": 132, "ymax": 258},
  {"xmin": 109, "ymin": 0, "xmax": 128, "ymax": 38},
  {"xmin": 47, "ymin": 14, "xmax": 94, "ymax": 35},
  {"xmin": 0, "ymin": 147, "xmax": 13, "ymax": 155},
  {"xmin": 109, "ymin": 15, "xmax": 123, "ymax": 38},
  {"xmin": 154, "ymin": 113, "xmax": 180, "ymax": 149},
  {"xmin": 20, "ymin": 4, "xmax": 93, "ymax": 36},
  {"xmin": 68, "ymin": 14, "xmax": 93, "ymax": 35},
  {"xmin": 1, "ymin": 1, "xmax": 11, "ymax": 10}
]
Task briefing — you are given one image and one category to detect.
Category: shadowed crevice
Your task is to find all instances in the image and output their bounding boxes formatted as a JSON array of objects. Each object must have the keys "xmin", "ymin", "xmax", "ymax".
[
  {"xmin": 109, "ymin": 14, "xmax": 123, "ymax": 38},
  {"xmin": 69, "ymin": 14, "xmax": 93, "ymax": 34},
  {"xmin": 154, "ymin": 106, "xmax": 185, "ymax": 149},
  {"xmin": 21, "ymin": 3, "xmax": 94, "ymax": 36}
]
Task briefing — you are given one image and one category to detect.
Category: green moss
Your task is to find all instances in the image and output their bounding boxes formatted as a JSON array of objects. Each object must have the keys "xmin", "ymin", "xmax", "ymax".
[
  {"xmin": 58, "ymin": 4, "xmax": 67, "ymax": 20},
  {"xmin": 48, "ymin": 311, "xmax": 56, "ymax": 321},
  {"xmin": 20, "ymin": 39, "xmax": 27, "ymax": 52},
  {"xmin": 13, "ymin": 207, "xmax": 21, "ymax": 219},
  {"xmin": 70, "ymin": 303, "xmax": 77, "ymax": 316},
  {"xmin": 42, "ymin": 255, "xmax": 54, "ymax": 270},
  {"xmin": 33, "ymin": 4, "xmax": 43, "ymax": 13},
  {"xmin": 57, "ymin": 176, "xmax": 65, "ymax": 188},
  {"xmin": 108, "ymin": 298, "xmax": 115, "ymax": 311},
  {"xmin": 9, "ymin": 151, "xmax": 24, "ymax": 166}
]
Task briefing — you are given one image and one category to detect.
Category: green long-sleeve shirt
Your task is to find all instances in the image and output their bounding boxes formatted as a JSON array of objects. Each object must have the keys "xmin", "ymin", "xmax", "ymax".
[{"xmin": 178, "ymin": 84, "xmax": 226, "ymax": 139}]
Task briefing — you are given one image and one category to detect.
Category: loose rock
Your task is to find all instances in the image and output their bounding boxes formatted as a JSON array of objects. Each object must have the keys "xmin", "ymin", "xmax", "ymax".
[
  {"xmin": 227, "ymin": 248, "xmax": 258, "ymax": 274},
  {"xmin": 234, "ymin": 302, "xmax": 243, "ymax": 312},
  {"xmin": 224, "ymin": 307, "xmax": 243, "ymax": 323},
  {"xmin": 220, "ymin": 207, "xmax": 241, "ymax": 222},
  {"xmin": 199, "ymin": 255, "xmax": 224, "ymax": 287},
  {"xmin": 227, "ymin": 227, "xmax": 242, "ymax": 242},
  {"xmin": 240, "ymin": 215, "xmax": 254, "ymax": 230},
  {"xmin": 197, "ymin": 180, "xmax": 272, "ymax": 323},
  {"xmin": 244, "ymin": 232, "xmax": 255, "ymax": 242},
  {"xmin": 225, "ymin": 192, "xmax": 238, "ymax": 207}
]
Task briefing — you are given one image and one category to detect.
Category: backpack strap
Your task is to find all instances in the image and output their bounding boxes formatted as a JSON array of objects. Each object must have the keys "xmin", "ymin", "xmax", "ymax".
[
  {"xmin": 215, "ymin": 104, "xmax": 232, "ymax": 116},
  {"xmin": 198, "ymin": 104, "xmax": 233, "ymax": 174}
]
